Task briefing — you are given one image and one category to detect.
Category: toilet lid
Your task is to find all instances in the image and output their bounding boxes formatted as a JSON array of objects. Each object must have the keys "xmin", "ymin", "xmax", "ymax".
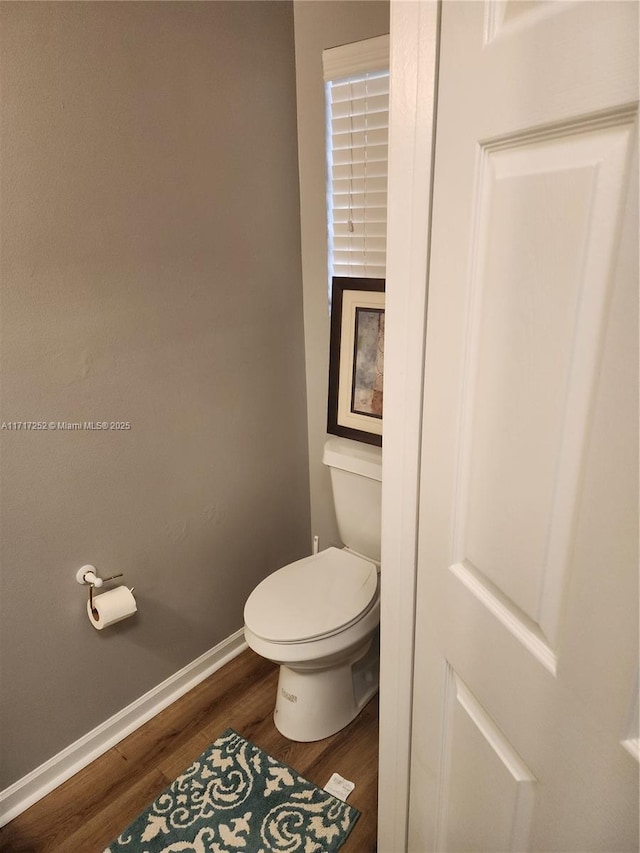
[{"xmin": 244, "ymin": 547, "xmax": 378, "ymax": 643}]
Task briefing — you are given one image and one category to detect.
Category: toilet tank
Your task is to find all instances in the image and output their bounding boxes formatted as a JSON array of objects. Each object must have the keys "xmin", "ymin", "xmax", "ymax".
[{"xmin": 323, "ymin": 437, "xmax": 382, "ymax": 562}]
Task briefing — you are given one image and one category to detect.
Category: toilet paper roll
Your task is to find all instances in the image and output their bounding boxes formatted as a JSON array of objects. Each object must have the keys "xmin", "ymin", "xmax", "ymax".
[{"xmin": 88, "ymin": 586, "xmax": 137, "ymax": 630}]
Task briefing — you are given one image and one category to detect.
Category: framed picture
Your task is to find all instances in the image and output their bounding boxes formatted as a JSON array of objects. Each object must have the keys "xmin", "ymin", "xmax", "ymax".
[{"xmin": 327, "ymin": 276, "xmax": 385, "ymax": 447}]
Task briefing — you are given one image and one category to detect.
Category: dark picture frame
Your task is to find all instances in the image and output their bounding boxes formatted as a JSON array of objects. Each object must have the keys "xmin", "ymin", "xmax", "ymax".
[{"xmin": 327, "ymin": 276, "xmax": 385, "ymax": 447}]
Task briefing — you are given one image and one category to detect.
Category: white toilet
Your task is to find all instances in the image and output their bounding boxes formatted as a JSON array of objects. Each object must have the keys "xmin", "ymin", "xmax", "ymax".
[{"xmin": 243, "ymin": 436, "xmax": 382, "ymax": 741}]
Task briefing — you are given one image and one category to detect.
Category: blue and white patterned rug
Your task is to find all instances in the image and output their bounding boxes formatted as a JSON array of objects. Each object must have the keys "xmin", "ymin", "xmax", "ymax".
[{"xmin": 104, "ymin": 728, "xmax": 360, "ymax": 852}]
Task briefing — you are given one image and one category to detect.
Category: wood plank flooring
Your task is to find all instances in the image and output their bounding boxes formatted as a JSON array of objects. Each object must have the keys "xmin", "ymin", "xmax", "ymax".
[{"xmin": 0, "ymin": 649, "xmax": 379, "ymax": 852}]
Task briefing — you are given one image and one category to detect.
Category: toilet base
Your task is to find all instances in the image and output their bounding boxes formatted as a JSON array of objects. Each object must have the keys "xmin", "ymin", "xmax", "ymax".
[{"xmin": 273, "ymin": 632, "xmax": 379, "ymax": 742}]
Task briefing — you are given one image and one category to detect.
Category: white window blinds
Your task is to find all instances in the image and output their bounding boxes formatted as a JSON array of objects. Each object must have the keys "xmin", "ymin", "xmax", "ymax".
[{"xmin": 324, "ymin": 36, "xmax": 389, "ymax": 280}]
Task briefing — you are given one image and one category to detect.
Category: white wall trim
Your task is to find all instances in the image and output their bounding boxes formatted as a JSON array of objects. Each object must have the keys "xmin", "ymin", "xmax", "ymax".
[
  {"xmin": 0, "ymin": 629, "xmax": 247, "ymax": 827},
  {"xmin": 323, "ymin": 33, "xmax": 390, "ymax": 81},
  {"xmin": 378, "ymin": 2, "xmax": 439, "ymax": 851}
]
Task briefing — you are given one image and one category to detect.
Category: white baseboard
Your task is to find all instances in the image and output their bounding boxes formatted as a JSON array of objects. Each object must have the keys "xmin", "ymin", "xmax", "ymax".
[{"xmin": 0, "ymin": 629, "xmax": 248, "ymax": 827}]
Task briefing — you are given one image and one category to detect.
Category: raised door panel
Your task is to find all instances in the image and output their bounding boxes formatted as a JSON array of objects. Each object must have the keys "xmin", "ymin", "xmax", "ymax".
[
  {"xmin": 486, "ymin": 1, "xmax": 564, "ymax": 45},
  {"xmin": 436, "ymin": 666, "xmax": 536, "ymax": 853},
  {"xmin": 452, "ymin": 114, "xmax": 636, "ymax": 669}
]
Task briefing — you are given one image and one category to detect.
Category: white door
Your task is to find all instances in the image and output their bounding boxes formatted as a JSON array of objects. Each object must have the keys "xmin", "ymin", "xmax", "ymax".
[{"xmin": 408, "ymin": 2, "xmax": 639, "ymax": 850}]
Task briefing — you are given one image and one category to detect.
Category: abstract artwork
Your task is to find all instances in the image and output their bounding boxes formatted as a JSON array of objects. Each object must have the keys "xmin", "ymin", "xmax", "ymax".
[{"xmin": 328, "ymin": 277, "xmax": 385, "ymax": 446}]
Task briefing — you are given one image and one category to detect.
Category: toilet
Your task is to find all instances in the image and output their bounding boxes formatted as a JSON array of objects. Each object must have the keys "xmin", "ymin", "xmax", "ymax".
[{"xmin": 243, "ymin": 436, "xmax": 382, "ymax": 741}]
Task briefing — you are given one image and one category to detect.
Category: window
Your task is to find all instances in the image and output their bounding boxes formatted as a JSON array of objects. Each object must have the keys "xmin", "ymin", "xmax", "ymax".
[{"xmin": 324, "ymin": 35, "xmax": 390, "ymax": 284}]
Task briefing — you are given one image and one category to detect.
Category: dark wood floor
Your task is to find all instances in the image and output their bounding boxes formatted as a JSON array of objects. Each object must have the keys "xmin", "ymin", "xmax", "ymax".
[{"xmin": 0, "ymin": 648, "xmax": 379, "ymax": 852}]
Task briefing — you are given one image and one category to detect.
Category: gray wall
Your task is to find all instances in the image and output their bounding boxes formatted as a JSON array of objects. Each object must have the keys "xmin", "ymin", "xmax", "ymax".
[
  {"xmin": 293, "ymin": 1, "xmax": 390, "ymax": 551},
  {"xmin": 0, "ymin": 1, "xmax": 310, "ymax": 789}
]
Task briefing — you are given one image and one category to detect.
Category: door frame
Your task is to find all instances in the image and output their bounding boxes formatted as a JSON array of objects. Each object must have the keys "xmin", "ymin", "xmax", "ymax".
[{"xmin": 378, "ymin": 1, "xmax": 440, "ymax": 850}]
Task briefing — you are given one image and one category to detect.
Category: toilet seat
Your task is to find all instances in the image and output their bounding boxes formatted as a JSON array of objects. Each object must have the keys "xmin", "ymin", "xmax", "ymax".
[{"xmin": 243, "ymin": 547, "xmax": 378, "ymax": 645}]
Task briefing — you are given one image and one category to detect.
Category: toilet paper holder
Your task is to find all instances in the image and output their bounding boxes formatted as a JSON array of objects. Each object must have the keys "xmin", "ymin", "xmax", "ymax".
[{"xmin": 76, "ymin": 564, "xmax": 127, "ymax": 619}]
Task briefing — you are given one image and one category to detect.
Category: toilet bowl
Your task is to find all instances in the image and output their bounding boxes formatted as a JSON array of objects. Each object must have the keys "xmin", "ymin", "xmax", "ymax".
[
  {"xmin": 244, "ymin": 547, "xmax": 380, "ymax": 741},
  {"xmin": 243, "ymin": 437, "xmax": 382, "ymax": 742}
]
